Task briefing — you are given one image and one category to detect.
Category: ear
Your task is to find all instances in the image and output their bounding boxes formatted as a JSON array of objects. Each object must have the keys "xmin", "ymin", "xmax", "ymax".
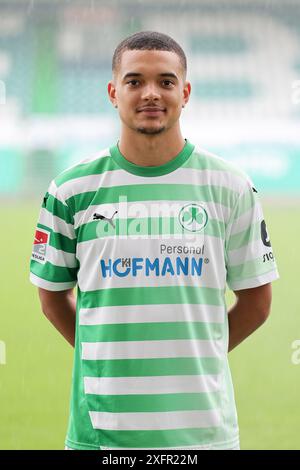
[
  {"xmin": 182, "ymin": 81, "xmax": 191, "ymax": 107},
  {"xmin": 108, "ymin": 81, "xmax": 117, "ymax": 108}
]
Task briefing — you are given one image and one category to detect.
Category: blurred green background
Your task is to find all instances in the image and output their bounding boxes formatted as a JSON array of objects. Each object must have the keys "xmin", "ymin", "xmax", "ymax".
[{"xmin": 0, "ymin": 0, "xmax": 300, "ymax": 450}]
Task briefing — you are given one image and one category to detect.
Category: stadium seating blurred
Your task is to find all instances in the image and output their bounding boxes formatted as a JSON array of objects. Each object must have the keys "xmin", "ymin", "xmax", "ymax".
[{"xmin": 0, "ymin": 0, "xmax": 299, "ymax": 196}]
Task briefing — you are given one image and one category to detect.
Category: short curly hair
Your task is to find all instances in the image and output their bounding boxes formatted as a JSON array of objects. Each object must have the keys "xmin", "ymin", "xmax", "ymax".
[{"xmin": 112, "ymin": 31, "xmax": 187, "ymax": 79}]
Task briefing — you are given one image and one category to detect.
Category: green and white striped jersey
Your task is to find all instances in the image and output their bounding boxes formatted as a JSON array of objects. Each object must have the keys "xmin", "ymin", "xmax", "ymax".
[{"xmin": 30, "ymin": 139, "xmax": 279, "ymax": 450}]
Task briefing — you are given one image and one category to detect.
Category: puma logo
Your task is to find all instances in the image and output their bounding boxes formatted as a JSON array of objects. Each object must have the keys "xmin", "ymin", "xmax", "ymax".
[{"xmin": 93, "ymin": 210, "xmax": 118, "ymax": 229}]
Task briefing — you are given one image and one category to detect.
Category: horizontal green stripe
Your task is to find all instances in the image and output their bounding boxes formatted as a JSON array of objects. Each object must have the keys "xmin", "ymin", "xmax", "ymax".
[
  {"xmin": 55, "ymin": 155, "xmax": 119, "ymax": 187},
  {"xmin": 43, "ymin": 193, "xmax": 74, "ymax": 224},
  {"xmin": 81, "ymin": 357, "xmax": 222, "ymax": 377},
  {"xmin": 67, "ymin": 191, "xmax": 95, "ymax": 214},
  {"xmin": 80, "ymin": 321, "xmax": 222, "ymax": 342},
  {"xmin": 55, "ymin": 155, "xmax": 116, "ymax": 187},
  {"xmin": 66, "ymin": 184, "xmax": 238, "ymax": 215},
  {"xmin": 78, "ymin": 426, "xmax": 223, "ymax": 448},
  {"xmin": 184, "ymin": 152, "xmax": 246, "ymax": 179},
  {"xmin": 227, "ymin": 257, "xmax": 277, "ymax": 281},
  {"xmin": 79, "ymin": 286, "xmax": 224, "ymax": 308},
  {"xmin": 30, "ymin": 260, "xmax": 78, "ymax": 283},
  {"xmin": 227, "ymin": 221, "xmax": 261, "ymax": 251},
  {"xmin": 85, "ymin": 392, "xmax": 221, "ymax": 413},
  {"xmin": 75, "ymin": 217, "xmax": 225, "ymax": 241},
  {"xmin": 37, "ymin": 222, "xmax": 76, "ymax": 253}
]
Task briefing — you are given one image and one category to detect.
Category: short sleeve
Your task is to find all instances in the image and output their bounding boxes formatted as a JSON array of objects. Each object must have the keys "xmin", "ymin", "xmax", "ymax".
[
  {"xmin": 30, "ymin": 180, "xmax": 78, "ymax": 291},
  {"xmin": 225, "ymin": 180, "xmax": 279, "ymax": 291}
]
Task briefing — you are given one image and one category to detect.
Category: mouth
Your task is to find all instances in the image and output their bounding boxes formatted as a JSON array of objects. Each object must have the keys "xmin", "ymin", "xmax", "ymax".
[{"xmin": 137, "ymin": 107, "xmax": 166, "ymax": 116}]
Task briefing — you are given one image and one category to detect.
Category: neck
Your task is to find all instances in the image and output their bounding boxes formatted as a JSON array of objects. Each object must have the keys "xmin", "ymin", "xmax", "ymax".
[{"xmin": 118, "ymin": 127, "xmax": 186, "ymax": 167}]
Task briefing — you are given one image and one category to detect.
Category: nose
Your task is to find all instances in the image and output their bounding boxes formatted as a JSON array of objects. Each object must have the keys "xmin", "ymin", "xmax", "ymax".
[{"xmin": 141, "ymin": 83, "xmax": 161, "ymax": 100}]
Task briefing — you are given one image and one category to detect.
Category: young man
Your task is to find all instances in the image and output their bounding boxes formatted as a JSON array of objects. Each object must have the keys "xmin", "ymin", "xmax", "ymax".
[{"xmin": 30, "ymin": 31, "xmax": 279, "ymax": 450}]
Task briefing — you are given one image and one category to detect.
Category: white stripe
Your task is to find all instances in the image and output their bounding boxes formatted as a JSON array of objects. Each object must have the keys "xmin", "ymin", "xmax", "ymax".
[
  {"xmin": 79, "ymin": 304, "xmax": 225, "ymax": 325},
  {"xmin": 84, "ymin": 374, "xmax": 221, "ymax": 395},
  {"xmin": 38, "ymin": 207, "xmax": 76, "ymax": 239},
  {"xmin": 81, "ymin": 339, "xmax": 223, "ymax": 360},
  {"xmin": 74, "ymin": 199, "xmax": 231, "ymax": 231},
  {"xmin": 89, "ymin": 409, "xmax": 221, "ymax": 430},
  {"xmin": 76, "ymin": 234, "xmax": 220, "ymax": 259},
  {"xmin": 29, "ymin": 272, "xmax": 77, "ymax": 291},
  {"xmin": 227, "ymin": 239, "xmax": 266, "ymax": 265},
  {"xmin": 46, "ymin": 245, "xmax": 78, "ymax": 268}
]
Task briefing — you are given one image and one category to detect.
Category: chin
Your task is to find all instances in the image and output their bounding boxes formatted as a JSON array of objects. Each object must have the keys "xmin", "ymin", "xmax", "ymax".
[{"xmin": 136, "ymin": 126, "xmax": 166, "ymax": 135}]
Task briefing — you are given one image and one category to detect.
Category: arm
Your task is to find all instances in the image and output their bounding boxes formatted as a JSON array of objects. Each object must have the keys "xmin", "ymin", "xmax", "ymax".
[
  {"xmin": 38, "ymin": 287, "xmax": 76, "ymax": 347},
  {"xmin": 228, "ymin": 283, "xmax": 272, "ymax": 352}
]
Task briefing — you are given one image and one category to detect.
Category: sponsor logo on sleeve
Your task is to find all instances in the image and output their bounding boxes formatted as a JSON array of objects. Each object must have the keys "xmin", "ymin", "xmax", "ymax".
[
  {"xmin": 261, "ymin": 220, "xmax": 271, "ymax": 247},
  {"xmin": 261, "ymin": 220, "xmax": 275, "ymax": 263},
  {"xmin": 32, "ymin": 228, "xmax": 50, "ymax": 264}
]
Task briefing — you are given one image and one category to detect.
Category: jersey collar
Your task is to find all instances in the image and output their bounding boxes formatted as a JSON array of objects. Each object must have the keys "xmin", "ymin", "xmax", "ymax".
[{"xmin": 109, "ymin": 139, "xmax": 195, "ymax": 177}]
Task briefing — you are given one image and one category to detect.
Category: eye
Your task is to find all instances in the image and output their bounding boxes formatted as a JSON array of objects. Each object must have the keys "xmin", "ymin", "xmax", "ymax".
[
  {"xmin": 162, "ymin": 80, "xmax": 174, "ymax": 87},
  {"xmin": 127, "ymin": 80, "xmax": 140, "ymax": 86}
]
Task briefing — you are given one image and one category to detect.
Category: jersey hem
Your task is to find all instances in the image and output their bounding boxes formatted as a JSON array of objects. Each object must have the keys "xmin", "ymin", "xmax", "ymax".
[
  {"xmin": 29, "ymin": 272, "xmax": 77, "ymax": 291},
  {"xmin": 65, "ymin": 436, "xmax": 240, "ymax": 451},
  {"xmin": 227, "ymin": 268, "xmax": 279, "ymax": 291}
]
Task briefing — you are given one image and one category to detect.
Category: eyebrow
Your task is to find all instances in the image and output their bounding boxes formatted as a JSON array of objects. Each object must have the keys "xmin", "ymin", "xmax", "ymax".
[{"xmin": 122, "ymin": 72, "xmax": 179, "ymax": 81}]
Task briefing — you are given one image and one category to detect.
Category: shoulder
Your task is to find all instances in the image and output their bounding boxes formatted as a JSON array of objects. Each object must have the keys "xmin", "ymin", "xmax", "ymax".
[
  {"xmin": 47, "ymin": 147, "xmax": 112, "ymax": 202},
  {"xmin": 190, "ymin": 145, "xmax": 255, "ymax": 195},
  {"xmin": 54, "ymin": 147, "xmax": 111, "ymax": 188}
]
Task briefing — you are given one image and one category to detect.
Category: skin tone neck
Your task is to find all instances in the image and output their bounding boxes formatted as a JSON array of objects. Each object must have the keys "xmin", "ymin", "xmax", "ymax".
[
  {"xmin": 118, "ymin": 123, "xmax": 186, "ymax": 167},
  {"xmin": 108, "ymin": 49, "xmax": 191, "ymax": 167}
]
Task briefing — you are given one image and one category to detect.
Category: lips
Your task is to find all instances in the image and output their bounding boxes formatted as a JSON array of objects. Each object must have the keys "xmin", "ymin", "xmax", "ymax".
[{"xmin": 137, "ymin": 107, "xmax": 166, "ymax": 112}]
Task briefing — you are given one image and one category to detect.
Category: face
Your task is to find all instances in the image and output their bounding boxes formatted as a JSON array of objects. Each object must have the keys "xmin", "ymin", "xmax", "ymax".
[{"xmin": 108, "ymin": 49, "xmax": 191, "ymax": 136}]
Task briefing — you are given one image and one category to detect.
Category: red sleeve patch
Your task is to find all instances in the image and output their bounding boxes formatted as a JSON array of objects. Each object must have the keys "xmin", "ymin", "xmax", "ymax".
[{"xmin": 32, "ymin": 228, "xmax": 51, "ymax": 264}]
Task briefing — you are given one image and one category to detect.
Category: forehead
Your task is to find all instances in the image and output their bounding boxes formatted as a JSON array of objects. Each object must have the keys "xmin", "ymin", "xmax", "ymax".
[{"xmin": 118, "ymin": 49, "xmax": 183, "ymax": 77}]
